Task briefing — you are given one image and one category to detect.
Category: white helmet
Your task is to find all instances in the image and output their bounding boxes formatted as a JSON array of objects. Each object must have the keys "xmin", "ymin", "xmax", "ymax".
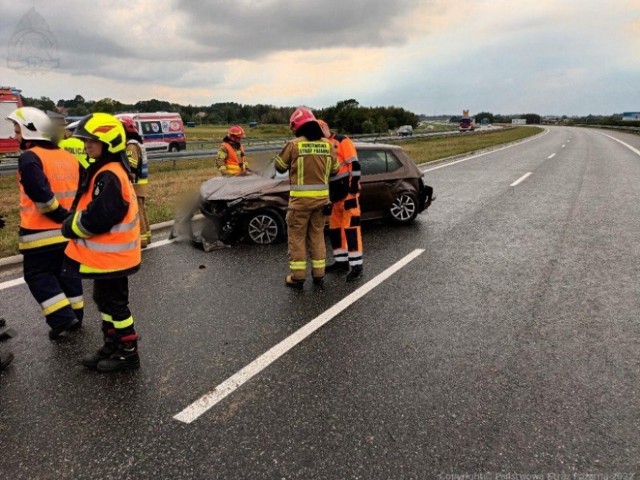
[{"xmin": 6, "ymin": 106, "xmax": 53, "ymax": 141}]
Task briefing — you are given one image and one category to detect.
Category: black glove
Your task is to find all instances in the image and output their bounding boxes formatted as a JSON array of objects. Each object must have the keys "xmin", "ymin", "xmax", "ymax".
[
  {"xmin": 322, "ymin": 204, "xmax": 332, "ymax": 216},
  {"xmin": 0, "ymin": 215, "xmax": 5, "ymax": 229}
]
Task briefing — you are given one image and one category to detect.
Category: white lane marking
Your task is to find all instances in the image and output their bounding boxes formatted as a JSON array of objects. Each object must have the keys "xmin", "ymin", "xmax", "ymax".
[
  {"xmin": 0, "ymin": 239, "xmax": 176, "ymax": 291},
  {"xmin": 0, "ymin": 277, "xmax": 25, "ymax": 291},
  {"xmin": 421, "ymin": 128, "xmax": 550, "ymax": 173},
  {"xmin": 510, "ymin": 172, "xmax": 532, "ymax": 187},
  {"xmin": 562, "ymin": 145, "xmax": 566, "ymax": 148},
  {"xmin": 174, "ymin": 248, "xmax": 426, "ymax": 424},
  {"xmin": 145, "ymin": 238, "xmax": 175, "ymax": 250},
  {"xmin": 548, "ymin": 153, "xmax": 556, "ymax": 159},
  {"xmin": 599, "ymin": 132, "xmax": 640, "ymax": 157}
]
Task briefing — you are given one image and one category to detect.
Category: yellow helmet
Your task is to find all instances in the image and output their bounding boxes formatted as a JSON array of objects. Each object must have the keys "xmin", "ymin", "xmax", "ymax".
[{"xmin": 73, "ymin": 113, "xmax": 126, "ymax": 154}]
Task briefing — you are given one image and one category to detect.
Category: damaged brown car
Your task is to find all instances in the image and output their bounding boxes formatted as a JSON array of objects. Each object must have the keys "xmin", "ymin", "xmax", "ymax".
[{"xmin": 193, "ymin": 142, "xmax": 434, "ymax": 246}]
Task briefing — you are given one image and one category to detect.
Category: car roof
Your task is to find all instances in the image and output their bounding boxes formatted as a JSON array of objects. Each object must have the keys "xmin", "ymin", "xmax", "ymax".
[{"xmin": 353, "ymin": 142, "xmax": 401, "ymax": 150}]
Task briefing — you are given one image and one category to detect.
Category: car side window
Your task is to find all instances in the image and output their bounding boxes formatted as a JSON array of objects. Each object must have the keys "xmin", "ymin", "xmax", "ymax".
[
  {"xmin": 386, "ymin": 151, "xmax": 402, "ymax": 173},
  {"xmin": 358, "ymin": 150, "xmax": 388, "ymax": 175}
]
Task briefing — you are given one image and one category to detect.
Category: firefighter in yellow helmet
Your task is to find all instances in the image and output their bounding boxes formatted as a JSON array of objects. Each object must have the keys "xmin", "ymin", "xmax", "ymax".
[
  {"xmin": 318, "ymin": 119, "xmax": 363, "ymax": 282},
  {"xmin": 216, "ymin": 125, "xmax": 248, "ymax": 176},
  {"xmin": 274, "ymin": 107, "xmax": 339, "ymax": 289},
  {"xmin": 61, "ymin": 113, "xmax": 142, "ymax": 372}
]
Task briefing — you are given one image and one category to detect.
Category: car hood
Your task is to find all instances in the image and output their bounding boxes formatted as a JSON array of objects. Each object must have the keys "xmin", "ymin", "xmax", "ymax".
[{"xmin": 200, "ymin": 174, "xmax": 288, "ymax": 201}]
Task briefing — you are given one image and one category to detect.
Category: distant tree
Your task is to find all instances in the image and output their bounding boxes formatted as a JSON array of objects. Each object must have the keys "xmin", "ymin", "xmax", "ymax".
[
  {"xmin": 361, "ymin": 120, "xmax": 376, "ymax": 134},
  {"xmin": 475, "ymin": 111, "xmax": 494, "ymax": 123}
]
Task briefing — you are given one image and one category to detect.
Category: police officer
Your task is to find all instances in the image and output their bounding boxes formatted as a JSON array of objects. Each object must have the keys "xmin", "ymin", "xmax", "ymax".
[
  {"xmin": 274, "ymin": 108, "xmax": 339, "ymax": 289},
  {"xmin": 6, "ymin": 107, "xmax": 84, "ymax": 339},
  {"xmin": 61, "ymin": 113, "xmax": 141, "ymax": 372}
]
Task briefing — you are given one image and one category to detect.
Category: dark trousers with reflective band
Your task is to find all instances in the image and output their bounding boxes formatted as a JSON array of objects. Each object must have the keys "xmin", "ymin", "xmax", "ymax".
[
  {"xmin": 287, "ymin": 207, "xmax": 327, "ymax": 280},
  {"xmin": 329, "ymin": 195, "xmax": 363, "ymax": 268},
  {"xmin": 93, "ymin": 277, "xmax": 135, "ymax": 336},
  {"xmin": 23, "ymin": 244, "xmax": 83, "ymax": 329}
]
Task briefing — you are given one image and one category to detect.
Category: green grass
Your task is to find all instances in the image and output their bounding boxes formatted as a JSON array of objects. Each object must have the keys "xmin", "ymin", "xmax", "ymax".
[{"xmin": 0, "ymin": 126, "xmax": 543, "ymax": 258}]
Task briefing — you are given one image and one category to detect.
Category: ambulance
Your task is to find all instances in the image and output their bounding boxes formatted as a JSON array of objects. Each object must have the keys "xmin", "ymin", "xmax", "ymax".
[
  {"xmin": 116, "ymin": 112, "xmax": 186, "ymax": 152},
  {"xmin": 0, "ymin": 87, "xmax": 23, "ymax": 154}
]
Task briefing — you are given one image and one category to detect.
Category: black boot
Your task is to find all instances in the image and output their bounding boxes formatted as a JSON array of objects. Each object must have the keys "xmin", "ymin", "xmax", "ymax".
[
  {"xmin": 96, "ymin": 333, "xmax": 140, "ymax": 373},
  {"xmin": 325, "ymin": 261, "xmax": 349, "ymax": 274},
  {"xmin": 81, "ymin": 331, "xmax": 118, "ymax": 369},
  {"xmin": 312, "ymin": 276, "xmax": 324, "ymax": 289},
  {"xmin": 285, "ymin": 275, "xmax": 305, "ymax": 290},
  {"xmin": 346, "ymin": 265, "xmax": 363, "ymax": 282},
  {"xmin": 49, "ymin": 318, "xmax": 81, "ymax": 340}
]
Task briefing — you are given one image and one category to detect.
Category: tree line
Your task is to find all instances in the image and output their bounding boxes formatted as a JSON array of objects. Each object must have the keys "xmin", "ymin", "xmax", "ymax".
[{"xmin": 21, "ymin": 95, "xmax": 420, "ymax": 135}]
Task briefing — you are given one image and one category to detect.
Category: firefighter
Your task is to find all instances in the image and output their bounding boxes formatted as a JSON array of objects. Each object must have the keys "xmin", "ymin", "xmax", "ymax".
[
  {"xmin": 216, "ymin": 125, "xmax": 248, "ymax": 176},
  {"xmin": 274, "ymin": 107, "xmax": 339, "ymax": 289},
  {"xmin": 6, "ymin": 107, "xmax": 84, "ymax": 339},
  {"xmin": 0, "ymin": 216, "xmax": 14, "ymax": 371},
  {"xmin": 318, "ymin": 120, "xmax": 364, "ymax": 282},
  {"xmin": 60, "ymin": 113, "xmax": 141, "ymax": 372},
  {"xmin": 121, "ymin": 117, "xmax": 151, "ymax": 248}
]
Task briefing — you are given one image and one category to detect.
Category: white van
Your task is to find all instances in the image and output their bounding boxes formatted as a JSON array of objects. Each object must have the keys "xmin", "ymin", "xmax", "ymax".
[
  {"xmin": 397, "ymin": 125, "xmax": 413, "ymax": 137},
  {"xmin": 116, "ymin": 112, "xmax": 186, "ymax": 152}
]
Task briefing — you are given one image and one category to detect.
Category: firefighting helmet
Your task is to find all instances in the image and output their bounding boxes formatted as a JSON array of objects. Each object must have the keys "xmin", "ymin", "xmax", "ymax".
[
  {"xmin": 120, "ymin": 116, "xmax": 138, "ymax": 133},
  {"xmin": 317, "ymin": 119, "xmax": 332, "ymax": 138},
  {"xmin": 73, "ymin": 113, "xmax": 127, "ymax": 154},
  {"xmin": 227, "ymin": 125, "xmax": 245, "ymax": 140},
  {"xmin": 289, "ymin": 107, "xmax": 316, "ymax": 132},
  {"xmin": 5, "ymin": 107, "xmax": 53, "ymax": 141}
]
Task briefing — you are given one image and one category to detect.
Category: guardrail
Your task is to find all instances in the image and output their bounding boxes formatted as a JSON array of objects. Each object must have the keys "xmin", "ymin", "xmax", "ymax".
[
  {"xmin": 1, "ymin": 126, "xmax": 501, "ymax": 174},
  {"xmin": 579, "ymin": 124, "xmax": 640, "ymax": 135}
]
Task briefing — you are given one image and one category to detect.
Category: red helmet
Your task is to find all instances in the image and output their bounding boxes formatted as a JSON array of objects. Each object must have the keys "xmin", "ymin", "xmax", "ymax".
[
  {"xmin": 290, "ymin": 107, "xmax": 316, "ymax": 132},
  {"xmin": 120, "ymin": 116, "xmax": 138, "ymax": 134},
  {"xmin": 227, "ymin": 125, "xmax": 245, "ymax": 139}
]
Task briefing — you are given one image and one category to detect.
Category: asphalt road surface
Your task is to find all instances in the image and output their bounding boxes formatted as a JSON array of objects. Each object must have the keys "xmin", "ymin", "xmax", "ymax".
[{"xmin": 1, "ymin": 126, "xmax": 640, "ymax": 479}]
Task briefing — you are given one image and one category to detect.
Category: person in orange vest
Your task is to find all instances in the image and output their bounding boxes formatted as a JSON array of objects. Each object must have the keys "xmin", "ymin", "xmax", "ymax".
[
  {"xmin": 274, "ymin": 108, "xmax": 339, "ymax": 289},
  {"xmin": 6, "ymin": 107, "xmax": 84, "ymax": 340},
  {"xmin": 216, "ymin": 125, "xmax": 248, "ymax": 176},
  {"xmin": 121, "ymin": 117, "xmax": 151, "ymax": 248},
  {"xmin": 60, "ymin": 113, "xmax": 141, "ymax": 373},
  {"xmin": 318, "ymin": 120, "xmax": 364, "ymax": 282}
]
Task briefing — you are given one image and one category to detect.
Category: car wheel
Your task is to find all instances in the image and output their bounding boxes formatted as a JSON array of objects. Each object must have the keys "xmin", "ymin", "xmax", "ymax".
[
  {"xmin": 245, "ymin": 209, "xmax": 285, "ymax": 245},
  {"xmin": 169, "ymin": 143, "xmax": 179, "ymax": 152},
  {"xmin": 389, "ymin": 192, "xmax": 419, "ymax": 224}
]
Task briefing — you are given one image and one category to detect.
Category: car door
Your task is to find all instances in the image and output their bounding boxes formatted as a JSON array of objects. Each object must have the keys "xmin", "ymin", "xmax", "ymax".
[{"xmin": 357, "ymin": 148, "xmax": 406, "ymax": 220}]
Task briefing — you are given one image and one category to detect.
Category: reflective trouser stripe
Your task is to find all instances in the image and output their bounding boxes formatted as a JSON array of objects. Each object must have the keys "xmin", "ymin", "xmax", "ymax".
[
  {"xmin": 41, "ymin": 293, "xmax": 71, "ymax": 316},
  {"xmin": 289, "ymin": 261, "xmax": 307, "ymax": 271},
  {"xmin": 101, "ymin": 312, "xmax": 134, "ymax": 330},
  {"xmin": 312, "ymin": 259, "xmax": 326, "ymax": 269},
  {"xmin": 67, "ymin": 295, "xmax": 84, "ymax": 310},
  {"xmin": 348, "ymin": 253, "xmax": 363, "ymax": 266}
]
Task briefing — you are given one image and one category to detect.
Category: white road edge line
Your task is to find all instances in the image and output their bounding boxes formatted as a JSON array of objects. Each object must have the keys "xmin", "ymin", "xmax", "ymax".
[
  {"xmin": 598, "ymin": 132, "xmax": 640, "ymax": 157},
  {"xmin": 421, "ymin": 128, "xmax": 550, "ymax": 173},
  {"xmin": 0, "ymin": 239, "xmax": 177, "ymax": 292},
  {"xmin": 173, "ymin": 248, "xmax": 426, "ymax": 424},
  {"xmin": 548, "ymin": 153, "xmax": 556, "ymax": 159},
  {"xmin": 510, "ymin": 172, "xmax": 532, "ymax": 187}
]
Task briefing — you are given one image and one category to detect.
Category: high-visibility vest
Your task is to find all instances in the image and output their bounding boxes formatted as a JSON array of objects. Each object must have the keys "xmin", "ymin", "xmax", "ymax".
[
  {"xmin": 328, "ymin": 135, "xmax": 359, "ymax": 202},
  {"xmin": 222, "ymin": 141, "xmax": 246, "ymax": 175},
  {"xmin": 64, "ymin": 162, "xmax": 141, "ymax": 275},
  {"xmin": 18, "ymin": 146, "xmax": 78, "ymax": 250}
]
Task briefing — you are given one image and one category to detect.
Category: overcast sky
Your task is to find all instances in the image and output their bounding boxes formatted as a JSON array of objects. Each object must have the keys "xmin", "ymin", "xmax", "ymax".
[{"xmin": 0, "ymin": 0, "xmax": 637, "ymax": 116}]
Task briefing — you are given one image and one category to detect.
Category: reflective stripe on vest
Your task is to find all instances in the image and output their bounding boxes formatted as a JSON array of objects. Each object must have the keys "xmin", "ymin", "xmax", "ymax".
[
  {"xmin": 289, "ymin": 141, "xmax": 332, "ymax": 198},
  {"xmin": 18, "ymin": 229, "xmax": 67, "ymax": 250},
  {"xmin": 64, "ymin": 162, "xmax": 141, "ymax": 275}
]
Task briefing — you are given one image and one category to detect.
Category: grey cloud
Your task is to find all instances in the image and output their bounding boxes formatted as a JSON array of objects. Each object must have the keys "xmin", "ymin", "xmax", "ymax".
[{"xmin": 176, "ymin": 0, "xmax": 431, "ymax": 60}]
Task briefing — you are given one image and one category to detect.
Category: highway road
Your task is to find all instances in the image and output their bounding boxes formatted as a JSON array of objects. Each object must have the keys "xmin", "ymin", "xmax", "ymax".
[{"xmin": 1, "ymin": 126, "xmax": 639, "ymax": 479}]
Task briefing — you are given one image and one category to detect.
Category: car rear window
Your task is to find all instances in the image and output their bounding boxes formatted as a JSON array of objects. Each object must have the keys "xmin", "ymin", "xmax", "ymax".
[{"xmin": 358, "ymin": 149, "xmax": 403, "ymax": 175}]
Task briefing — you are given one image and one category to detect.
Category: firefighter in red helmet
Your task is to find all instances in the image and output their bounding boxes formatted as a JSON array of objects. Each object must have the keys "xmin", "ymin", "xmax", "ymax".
[
  {"xmin": 274, "ymin": 108, "xmax": 339, "ymax": 289},
  {"xmin": 217, "ymin": 125, "xmax": 248, "ymax": 176},
  {"xmin": 120, "ymin": 116, "xmax": 151, "ymax": 248}
]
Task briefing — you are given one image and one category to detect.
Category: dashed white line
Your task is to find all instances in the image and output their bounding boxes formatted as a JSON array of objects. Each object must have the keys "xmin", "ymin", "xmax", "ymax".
[
  {"xmin": 510, "ymin": 172, "xmax": 532, "ymax": 187},
  {"xmin": 548, "ymin": 153, "xmax": 556, "ymax": 159},
  {"xmin": 173, "ymin": 248, "xmax": 426, "ymax": 424},
  {"xmin": 0, "ymin": 277, "xmax": 25, "ymax": 291},
  {"xmin": 562, "ymin": 145, "xmax": 566, "ymax": 148}
]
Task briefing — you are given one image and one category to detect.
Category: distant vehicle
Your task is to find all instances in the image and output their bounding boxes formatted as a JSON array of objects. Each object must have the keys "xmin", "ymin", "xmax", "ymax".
[
  {"xmin": 116, "ymin": 112, "xmax": 186, "ymax": 152},
  {"xmin": 458, "ymin": 117, "xmax": 475, "ymax": 132},
  {"xmin": 397, "ymin": 125, "xmax": 413, "ymax": 136},
  {"xmin": 0, "ymin": 87, "xmax": 22, "ymax": 154},
  {"xmin": 190, "ymin": 143, "xmax": 435, "ymax": 246}
]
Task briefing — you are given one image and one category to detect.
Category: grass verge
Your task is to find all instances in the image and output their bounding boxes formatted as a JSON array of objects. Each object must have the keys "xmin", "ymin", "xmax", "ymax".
[{"xmin": 0, "ymin": 126, "xmax": 543, "ymax": 258}]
